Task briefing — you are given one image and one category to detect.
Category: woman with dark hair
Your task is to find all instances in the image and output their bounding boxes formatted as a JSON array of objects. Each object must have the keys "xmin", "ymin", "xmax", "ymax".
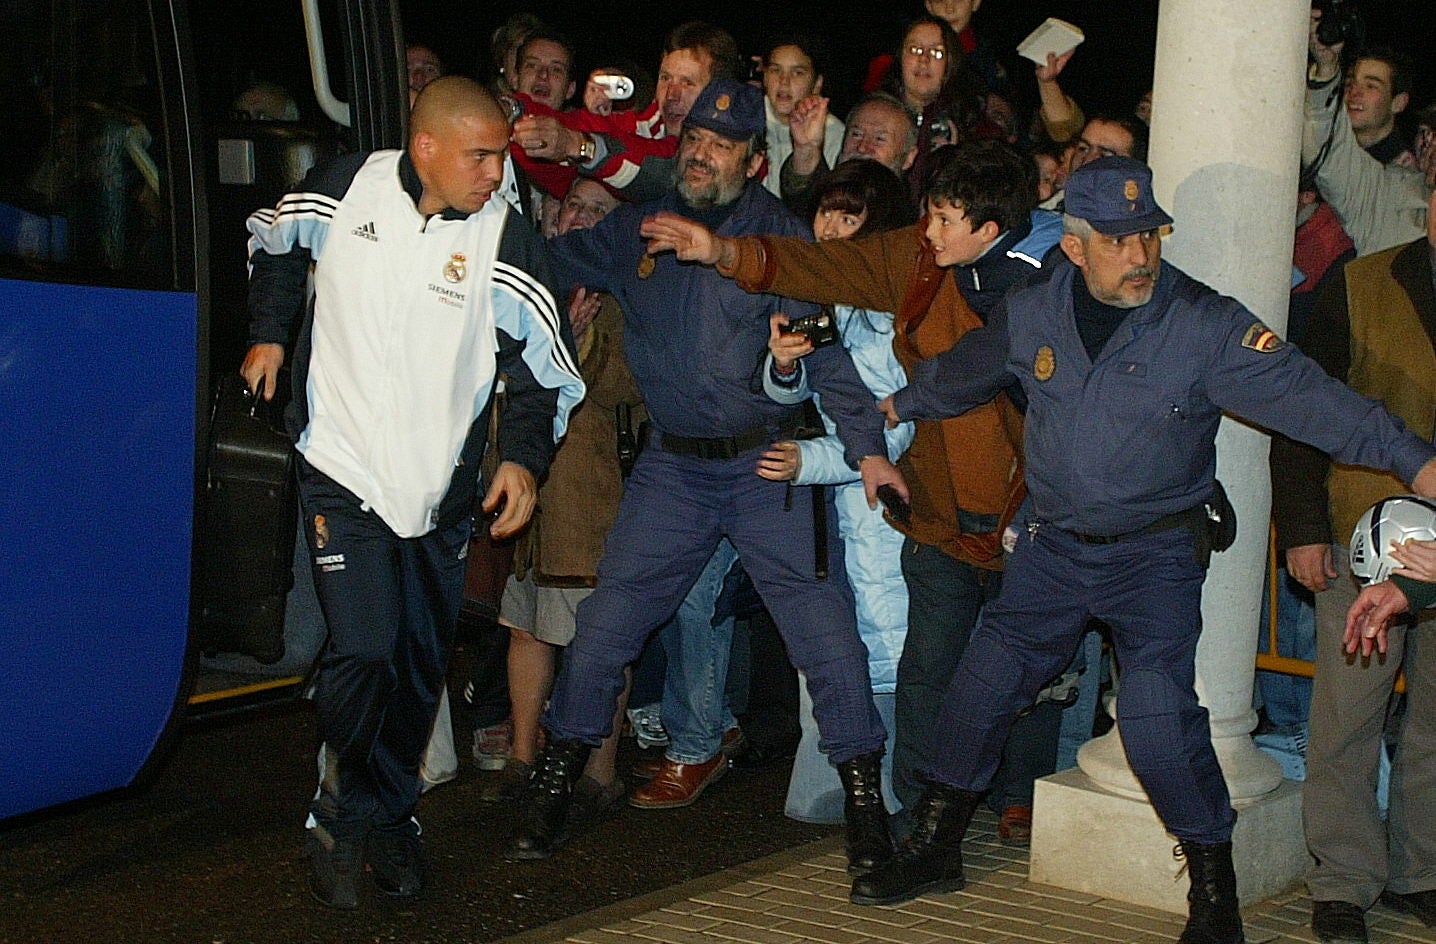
[
  {"xmin": 881, "ymin": 15, "xmax": 987, "ymax": 201},
  {"xmin": 755, "ymin": 160, "xmax": 917, "ymax": 850},
  {"xmin": 808, "ymin": 157, "xmax": 920, "ymax": 241}
]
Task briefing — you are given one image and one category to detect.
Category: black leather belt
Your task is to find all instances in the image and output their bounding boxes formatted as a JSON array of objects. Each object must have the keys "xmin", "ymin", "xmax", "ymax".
[
  {"xmin": 659, "ymin": 425, "xmax": 772, "ymax": 460},
  {"xmin": 1059, "ymin": 504, "xmax": 1205, "ymax": 545}
]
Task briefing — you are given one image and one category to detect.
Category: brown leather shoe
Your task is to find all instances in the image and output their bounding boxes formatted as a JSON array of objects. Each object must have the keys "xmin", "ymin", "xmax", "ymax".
[
  {"xmin": 631, "ymin": 754, "xmax": 665, "ymax": 781},
  {"xmin": 629, "ymin": 753, "xmax": 727, "ymax": 809},
  {"xmin": 631, "ymin": 727, "xmax": 746, "ymax": 781},
  {"xmin": 998, "ymin": 805, "xmax": 1032, "ymax": 846}
]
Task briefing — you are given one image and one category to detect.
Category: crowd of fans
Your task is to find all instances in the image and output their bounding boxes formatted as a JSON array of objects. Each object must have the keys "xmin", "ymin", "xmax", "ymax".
[{"xmin": 250, "ymin": 5, "xmax": 1436, "ymax": 943}]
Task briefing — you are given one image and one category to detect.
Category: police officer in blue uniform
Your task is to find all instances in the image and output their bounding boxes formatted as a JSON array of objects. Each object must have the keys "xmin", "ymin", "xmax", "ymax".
[
  {"xmin": 859, "ymin": 156, "xmax": 1436, "ymax": 944},
  {"xmin": 505, "ymin": 79, "xmax": 908, "ymax": 872}
]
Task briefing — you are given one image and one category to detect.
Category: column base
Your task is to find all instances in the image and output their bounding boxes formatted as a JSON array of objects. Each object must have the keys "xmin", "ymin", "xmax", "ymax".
[{"xmin": 1029, "ymin": 767, "xmax": 1310, "ymax": 914}]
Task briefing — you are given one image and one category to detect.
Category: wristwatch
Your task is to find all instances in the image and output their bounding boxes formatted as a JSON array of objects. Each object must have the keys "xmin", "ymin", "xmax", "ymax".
[{"xmin": 573, "ymin": 133, "xmax": 596, "ymax": 164}]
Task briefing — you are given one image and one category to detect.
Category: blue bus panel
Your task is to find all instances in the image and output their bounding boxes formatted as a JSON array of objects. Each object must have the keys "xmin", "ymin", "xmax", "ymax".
[{"xmin": 0, "ymin": 278, "xmax": 197, "ymax": 819}]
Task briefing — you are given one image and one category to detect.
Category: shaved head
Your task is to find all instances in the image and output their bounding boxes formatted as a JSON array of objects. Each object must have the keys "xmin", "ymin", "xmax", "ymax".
[
  {"xmin": 410, "ymin": 75, "xmax": 508, "ymax": 143},
  {"xmin": 409, "ymin": 76, "xmax": 510, "ymax": 216}
]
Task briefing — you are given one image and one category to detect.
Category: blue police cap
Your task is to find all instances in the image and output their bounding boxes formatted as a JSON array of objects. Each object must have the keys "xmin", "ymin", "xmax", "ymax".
[
  {"xmin": 1064, "ymin": 156, "xmax": 1173, "ymax": 237},
  {"xmin": 683, "ymin": 78, "xmax": 765, "ymax": 141}
]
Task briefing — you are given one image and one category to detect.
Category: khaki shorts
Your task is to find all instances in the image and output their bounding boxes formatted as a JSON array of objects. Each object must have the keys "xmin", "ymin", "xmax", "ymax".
[{"xmin": 499, "ymin": 572, "xmax": 592, "ymax": 646}]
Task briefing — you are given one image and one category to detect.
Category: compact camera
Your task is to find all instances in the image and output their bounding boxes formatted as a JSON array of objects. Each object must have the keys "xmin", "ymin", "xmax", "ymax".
[
  {"xmin": 877, "ymin": 484, "xmax": 912, "ymax": 525},
  {"xmin": 497, "ymin": 94, "xmax": 525, "ymax": 123},
  {"xmin": 1313, "ymin": 0, "xmax": 1364, "ymax": 50},
  {"xmin": 590, "ymin": 73, "xmax": 634, "ymax": 100},
  {"xmin": 781, "ymin": 311, "xmax": 838, "ymax": 347}
]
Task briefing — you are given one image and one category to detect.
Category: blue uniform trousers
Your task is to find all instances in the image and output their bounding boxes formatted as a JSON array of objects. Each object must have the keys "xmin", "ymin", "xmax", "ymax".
[
  {"xmin": 299, "ymin": 462, "xmax": 470, "ymax": 839},
  {"xmin": 545, "ymin": 445, "xmax": 887, "ymax": 765},
  {"xmin": 928, "ymin": 523, "xmax": 1237, "ymax": 844}
]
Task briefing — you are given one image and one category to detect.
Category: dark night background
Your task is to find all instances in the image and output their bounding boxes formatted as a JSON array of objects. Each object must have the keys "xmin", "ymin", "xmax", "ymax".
[
  {"xmin": 400, "ymin": 0, "xmax": 1436, "ymax": 129},
  {"xmin": 203, "ymin": 1, "xmax": 1436, "ymax": 145}
]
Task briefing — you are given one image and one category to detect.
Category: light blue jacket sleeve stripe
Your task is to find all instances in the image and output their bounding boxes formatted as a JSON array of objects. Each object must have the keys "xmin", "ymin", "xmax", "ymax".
[
  {"xmin": 491, "ymin": 268, "xmax": 585, "ymax": 441},
  {"xmin": 493, "ymin": 261, "xmax": 582, "ymax": 381},
  {"xmin": 244, "ymin": 191, "xmax": 337, "ymax": 271}
]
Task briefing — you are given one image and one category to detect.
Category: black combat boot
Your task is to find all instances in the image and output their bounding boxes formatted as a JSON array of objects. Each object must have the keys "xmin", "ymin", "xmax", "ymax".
[
  {"xmin": 836, "ymin": 751, "xmax": 894, "ymax": 874},
  {"xmin": 849, "ymin": 781, "xmax": 980, "ymax": 906},
  {"xmin": 504, "ymin": 738, "xmax": 591, "ymax": 861},
  {"xmin": 1175, "ymin": 840, "xmax": 1245, "ymax": 944}
]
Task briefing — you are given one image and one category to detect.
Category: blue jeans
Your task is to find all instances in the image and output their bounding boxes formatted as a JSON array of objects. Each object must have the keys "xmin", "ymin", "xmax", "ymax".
[
  {"xmin": 1056, "ymin": 628, "xmax": 1105, "ymax": 771},
  {"xmin": 1255, "ymin": 566, "xmax": 1315, "ymax": 728},
  {"xmin": 659, "ymin": 538, "xmax": 740, "ymax": 764}
]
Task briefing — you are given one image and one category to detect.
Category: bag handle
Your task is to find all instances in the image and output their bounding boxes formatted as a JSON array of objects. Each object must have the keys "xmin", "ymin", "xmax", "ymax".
[{"xmin": 247, "ymin": 374, "xmax": 266, "ymax": 419}]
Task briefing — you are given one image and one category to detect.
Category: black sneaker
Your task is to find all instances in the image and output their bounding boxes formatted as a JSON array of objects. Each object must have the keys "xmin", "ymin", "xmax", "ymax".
[
  {"xmin": 368, "ymin": 820, "xmax": 425, "ymax": 898},
  {"xmin": 305, "ymin": 824, "xmax": 363, "ymax": 910}
]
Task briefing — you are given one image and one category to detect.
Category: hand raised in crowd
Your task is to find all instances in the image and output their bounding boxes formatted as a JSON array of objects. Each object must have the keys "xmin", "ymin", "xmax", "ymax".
[
  {"xmin": 1286, "ymin": 542, "xmax": 1338, "ymax": 594},
  {"xmin": 1344, "ymin": 579, "xmax": 1409, "ymax": 656},
  {"xmin": 568, "ymin": 286, "xmax": 601, "ymax": 350},
  {"xmin": 756, "ymin": 441, "xmax": 802, "ymax": 482},
  {"xmin": 788, "ymin": 94, "xmax": 829, "ymax": 150},
  {"xmin": 768, "ymin": 312, "xmax": 814, "ymax": 373},
  {"xmin": 512, "ymin": 114, "xmax": 576, "ymax": 162},
  {"xmin": 1307, "ymin": 6, "xmax": 1345, "ymax": 82},
  {"xmin": 483, "ymin": 460, "xmax": 538, "ymax": 539},
  {"xmin": 787, "ymin": 95, "xmax": 830, "ymax": 176},
  {"xmin": 1389, "ymin": 537, "xmax": 1436, "ymax": 583},
  {"xmin": 638, "ymin": 211, "xmax": 731, "ymax": 266},
  {"xmin": 1034, "ymin": 49, "xmax": 1075, "ymax": 84},
  {"xmin": 583, "ymin": 75, "xmax": 612, "ymax": 116}
]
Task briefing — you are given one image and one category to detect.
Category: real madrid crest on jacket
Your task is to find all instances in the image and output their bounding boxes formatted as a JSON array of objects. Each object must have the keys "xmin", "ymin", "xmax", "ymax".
[
  {"xmin": 244, "ymin": 120, "xmax": 585, "ymax": 905},
  {"xmin": 247, "ymin": 149, "xmax": 584, "ymax": 538}
]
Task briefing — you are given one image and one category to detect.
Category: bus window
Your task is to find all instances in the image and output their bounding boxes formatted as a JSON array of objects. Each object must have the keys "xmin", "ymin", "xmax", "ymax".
[{"xmin": 0, "ymin": 0, "xmax": 172, "ymax": 288}]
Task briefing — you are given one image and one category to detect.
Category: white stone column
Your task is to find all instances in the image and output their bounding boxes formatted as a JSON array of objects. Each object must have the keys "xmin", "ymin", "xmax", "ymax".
[{"xmin": 1030, "ymin": 0, "xmax": 1314, "ymax": 913}]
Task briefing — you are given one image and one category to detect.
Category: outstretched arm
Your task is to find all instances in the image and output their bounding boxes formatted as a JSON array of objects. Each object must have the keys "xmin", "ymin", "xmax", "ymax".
[
  {"xmin": 639, "ymin": 211, "xmax": 733, "ymax": 266},
  {"xmin": 885, "ymin": 300, "xmax": 1017, "ymax": 423},
  {"xmin": 1035, "ymin": 50, "xmax": 1083, "ymax": 143}
]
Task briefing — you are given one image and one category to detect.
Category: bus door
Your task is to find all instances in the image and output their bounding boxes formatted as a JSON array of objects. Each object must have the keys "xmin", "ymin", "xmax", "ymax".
[{"xmin": 0, "ymin": 0, "xmax": 405, "ymax": 821}]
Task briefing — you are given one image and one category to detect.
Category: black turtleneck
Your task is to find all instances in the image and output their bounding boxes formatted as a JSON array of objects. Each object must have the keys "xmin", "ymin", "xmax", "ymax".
[
  {"xmin": 1071, "ymin": 271, "xmax": 1133, "ymax": 362},
  {"xmin": 1365, "ymin": 128, "xmax": 1412, "ymax": 166}
]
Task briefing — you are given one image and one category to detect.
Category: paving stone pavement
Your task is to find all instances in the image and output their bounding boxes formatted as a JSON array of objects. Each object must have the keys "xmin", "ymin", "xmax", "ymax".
[{"xmin": 497, "ymin": 810, "xmax": 1436, "ymax": 944}]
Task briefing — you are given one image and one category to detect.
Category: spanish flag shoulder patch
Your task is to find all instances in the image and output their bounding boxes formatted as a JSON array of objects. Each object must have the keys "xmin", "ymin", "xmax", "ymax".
[{"xmin": 1240, "ymin": 322, "xmax": 1283, "ymax": 353}]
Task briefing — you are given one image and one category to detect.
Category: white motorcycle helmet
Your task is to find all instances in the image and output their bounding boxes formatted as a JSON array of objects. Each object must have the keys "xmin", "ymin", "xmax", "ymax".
[{"xmin": 1349, "ymin": 495, "xmax": 1436, "ymax": 584}]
